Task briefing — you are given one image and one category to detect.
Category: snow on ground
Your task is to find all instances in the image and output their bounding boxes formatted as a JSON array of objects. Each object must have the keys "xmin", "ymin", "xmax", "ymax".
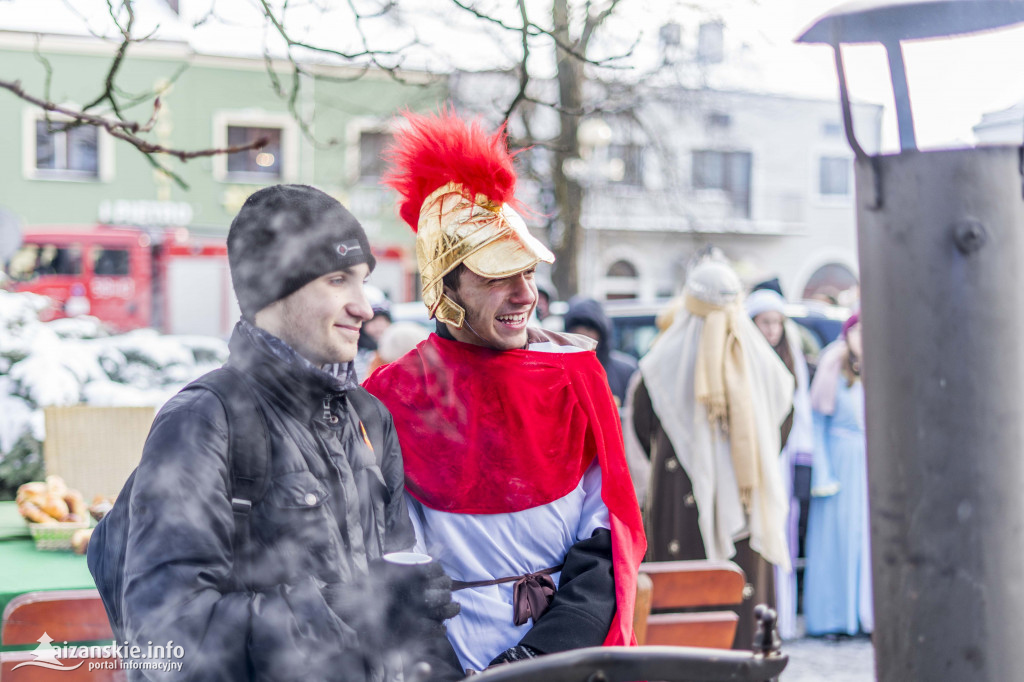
[{"xmin": 0, "ymin": 289, "xmax": 229, "ymax": 470}]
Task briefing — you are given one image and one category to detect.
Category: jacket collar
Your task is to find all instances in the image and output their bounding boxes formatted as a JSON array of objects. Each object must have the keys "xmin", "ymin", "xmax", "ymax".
[{"xmin": 226, "ymin": 319, "xmax": 358, "ymax": 421}]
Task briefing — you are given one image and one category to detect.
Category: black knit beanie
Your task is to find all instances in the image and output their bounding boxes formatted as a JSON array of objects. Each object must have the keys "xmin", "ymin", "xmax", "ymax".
[{"xmin": 227, "ymin": 185, "xmax": 376, "ymax": 319}]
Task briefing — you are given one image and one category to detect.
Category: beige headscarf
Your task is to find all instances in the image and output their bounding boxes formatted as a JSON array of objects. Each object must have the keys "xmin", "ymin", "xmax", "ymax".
[{"xmin": 685, "ymin": 294, "xmax": 759, "ymax": 510}]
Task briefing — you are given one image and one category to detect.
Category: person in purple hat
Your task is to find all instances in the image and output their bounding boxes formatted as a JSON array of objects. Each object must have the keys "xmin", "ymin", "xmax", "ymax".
[{"xmin": 803, "ymin": 311, "xmax": 873, "ymax": 638}]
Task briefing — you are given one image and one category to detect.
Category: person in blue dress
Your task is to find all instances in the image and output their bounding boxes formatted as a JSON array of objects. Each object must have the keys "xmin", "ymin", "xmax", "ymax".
[{"xmin": 803, "ymin": 312, "xmax": 873, "ymax": 637}]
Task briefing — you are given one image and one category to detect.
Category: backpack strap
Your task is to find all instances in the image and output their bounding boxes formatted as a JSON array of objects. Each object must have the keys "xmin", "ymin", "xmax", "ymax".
[
  {"xmin": 190, "ymin": 367, "xmax": 271, "ymax": 565},
  {"xmin": 345, "ymin": 387, "xmax": 385, "ymax": 457}
]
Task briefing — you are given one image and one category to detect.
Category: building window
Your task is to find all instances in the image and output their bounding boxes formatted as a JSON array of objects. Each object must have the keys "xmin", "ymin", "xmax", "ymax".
[
  {"xmin": 226, "ymin": 126, "xmax": 283, "ymax": 180},
  {"xmin": 23, "ymin": 109, "xmax": 113, "ymax": 182},
  {"xmin": 822, "ymin": 120, "xmax": 843, "ymax": 138},
  {"xmin": 603, "ymin": 259, "xmax": 640, "ymax": 301},
  {"xmin": 706, "ymin": 112, "xmax": 731, "ymax": 129},
  {"xmin": 607, "ymin": 259, "xmax": 638, "ymax": 278},
  {"xmin": 24, "ymin": 107, "xmax": 116, "ymax": 182},
  {"xmin": 608, "ymin": 144, "xmax": 644, "ymax": 186},
  {"xmin": 213, "ymin": 112, "xmax": 296, "ymax": 184},
  {"xmin": 697, "ymin": 21, "xmax": 725, "ymax": 64},
  {"xmin": 802, "ymin": 263, "xmax": 858, "ymax": 304},
  {"xmin": 692, "ymin": 149, "xmax": 752, "ymax": 217},
  {"xmin": 358, "ymin": 130, "xmax": 391, "ymax": 181},
  {"xmin": 35, "ymin": 120, "xmax": 99, "ymax": 177},
  {"xmin": 819, "ymin": 156, "xmax": 851, "ymax": 196}
]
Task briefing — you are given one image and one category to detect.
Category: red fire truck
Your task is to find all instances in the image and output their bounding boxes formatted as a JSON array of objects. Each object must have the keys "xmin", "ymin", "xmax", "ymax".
[
  {"xmin": 5, "ymin": 225, "xmax": 416, "ymax": 338},
  {"xmin": 5, "ymin": 225, "xmax": 234, "ymax": 336}
]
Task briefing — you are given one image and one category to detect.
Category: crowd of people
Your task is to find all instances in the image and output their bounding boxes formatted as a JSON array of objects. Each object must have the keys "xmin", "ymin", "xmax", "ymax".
[{"xmin": 85, "ymin": 108, "xmax": 869, "ymax": 682}]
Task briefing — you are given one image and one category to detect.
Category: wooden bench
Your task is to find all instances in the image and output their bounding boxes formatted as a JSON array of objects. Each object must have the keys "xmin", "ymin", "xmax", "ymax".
[
  {"xmin": 1, "ymin": 589, "xmax": 124, "ymax": 681},
  {"xmin": 633, "ymin": 559, "xmax": 746, "ymax": 650},
  {"xmin": 2, "ymin": 589, "xmax": 113, "ymax": 646}
]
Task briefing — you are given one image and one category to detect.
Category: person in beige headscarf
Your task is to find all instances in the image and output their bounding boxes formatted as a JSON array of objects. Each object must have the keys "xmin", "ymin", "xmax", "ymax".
[{"xmin": 627, "ymin": 257, "xmax": 794, "ymax": 648}]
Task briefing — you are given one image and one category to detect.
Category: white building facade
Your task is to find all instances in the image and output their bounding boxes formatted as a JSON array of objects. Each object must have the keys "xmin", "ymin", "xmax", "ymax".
[{"xmin": 577, "ymin": 87, "xmax": 883, "ymax": 302}]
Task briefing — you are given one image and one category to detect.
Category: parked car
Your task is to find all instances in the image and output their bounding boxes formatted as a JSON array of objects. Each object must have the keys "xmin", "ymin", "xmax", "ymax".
[
  {"xmin": 591, "ymin": 298, "xmax": 849, "ymax": 362},
  {"xmin": 389, "ymin": 300, "xmax": 432, "ymax": 329},
  {"xmin": 601, "ymin": 299, "xmax": 670, "ymax": 361},
  {"xmin": 780, "ymin": 299, "xmax": 850, "ymax": 369}
]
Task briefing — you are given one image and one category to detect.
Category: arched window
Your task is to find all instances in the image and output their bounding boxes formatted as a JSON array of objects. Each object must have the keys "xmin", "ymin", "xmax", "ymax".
[
  {"xmin": 606, "ymin": 259, "xmax": 638, "ymax": 278},
  {"xmin": 802, "ymin": 263, "xmax": 858, "ymax": 304},
  {"xmin": 604, "ymin": 259, "xmax": 640, "ymax": 300}
]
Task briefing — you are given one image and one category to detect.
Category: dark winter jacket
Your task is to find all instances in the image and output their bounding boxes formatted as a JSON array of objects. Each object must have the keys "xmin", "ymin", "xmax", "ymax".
[
  {"xmin": 120, "ymin": 321, "xmax": 448, "ymax": 681},
  {"xmin": 563, "ymin": 297, "xmax": 638, "ymax": 404}
]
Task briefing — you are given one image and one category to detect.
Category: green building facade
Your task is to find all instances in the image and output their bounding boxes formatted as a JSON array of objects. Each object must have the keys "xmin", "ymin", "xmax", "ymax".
[{"xmin": 0, "ymin": 29, "xmax": 447, "ymax": 299}]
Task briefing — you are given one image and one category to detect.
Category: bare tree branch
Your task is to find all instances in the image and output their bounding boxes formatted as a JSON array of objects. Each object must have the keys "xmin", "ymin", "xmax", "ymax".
[
  {"xmin": 351, "ymin": 0, "xmax": 398, "ymax": 22},
  {"xmin": 82, "ymin": 0, "xmax": 136, "ymax": 117},
  {"xmin": 580, "ymin": 0, "xmax": 624, "ymax": 49},
  {"xmin": 0, "ymin": 78, "xmax": 269, "ymax": 189},
  {"xmin": 105, "ymin": 126, "xmax": 267, "ymax": 161},
  {"xmin": 343, "ymin": 0, "xmax": 420, "ymax": 85},
  {"xmin": 254, "ymin": 0, "xmax": 438, "ymax": 150},
  {"xmin": 501, "ymin": 0, "xmax": 532, "ymax": 124},
  {"xmin": 447, "ymin": 0, "xmax": 633, "ymax": 70},
  {"xmin": 31, "ymin": 35, "xmax": 55, "ymax": 104},
  {"xmin": 113, "ymin": 61, "xmax": 189, "ymax": 115},
  {"xmin": 257, "ymin": 0, "xmax": 403, "ymax": 63}
]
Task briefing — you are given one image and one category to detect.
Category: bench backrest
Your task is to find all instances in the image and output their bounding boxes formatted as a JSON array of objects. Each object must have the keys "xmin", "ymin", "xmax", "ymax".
[
  {"xmin": 1, "ymin": 589, "xmax": 113, "ymax": 646},
  {"xmin": 634, "ymin": 559, "xmax": 746, "ymax": 649}
]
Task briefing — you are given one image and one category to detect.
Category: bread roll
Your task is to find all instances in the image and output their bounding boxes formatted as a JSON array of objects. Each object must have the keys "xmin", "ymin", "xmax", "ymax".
[
  {"xmin": 45, "ymin": 475, "xmax": 68, "ymax": 498},
  {"xmin": 18, "ymin": 500, "xmax": 53, "ymax": 524},
  {"xmin": 39, "ymin": 495, "xmax": 70, "ymax": 521},
  {"xmin": 64, "ymin": 490, "xmax": 87, "ymax": 520},
  {"xmin": 71, "ymin": 528, "xmax": 93, "ymax": 555},
  {"xmin": 16, "ymin": 482, "xmax": 46, "ymax": 506}
]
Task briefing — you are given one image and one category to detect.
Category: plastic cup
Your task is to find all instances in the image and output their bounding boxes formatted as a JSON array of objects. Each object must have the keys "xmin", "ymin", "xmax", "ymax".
[{"xmin": 382, "ymin": 551, "xmax": 433, "ymax": 565}]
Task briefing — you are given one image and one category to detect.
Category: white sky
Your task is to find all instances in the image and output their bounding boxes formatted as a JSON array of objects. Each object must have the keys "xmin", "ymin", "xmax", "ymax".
[{"xmin": 707, "ymin": 0, "xmax": 1024, "ymax": 152}]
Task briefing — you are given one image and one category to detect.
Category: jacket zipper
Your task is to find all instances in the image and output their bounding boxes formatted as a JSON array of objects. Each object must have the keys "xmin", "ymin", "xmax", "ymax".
[{"xmin": 322, "ymin": 396, "xmax": 339, "ymax": 424}]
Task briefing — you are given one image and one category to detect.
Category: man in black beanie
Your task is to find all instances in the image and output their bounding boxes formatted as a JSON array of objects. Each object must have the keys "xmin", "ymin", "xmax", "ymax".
[{"xmin": 103, "ymin": 185, "xmax": 463, "ymax": 681}]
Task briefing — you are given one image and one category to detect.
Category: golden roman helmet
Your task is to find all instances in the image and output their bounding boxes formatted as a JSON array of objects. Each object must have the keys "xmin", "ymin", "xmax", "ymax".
[
  {"xmin": 417, "ymin": 182, "xmax": 553, "ymax": 327},
  {"xmin": 383, "ymin": 109, "xmax": 554, "ymax": 328}
]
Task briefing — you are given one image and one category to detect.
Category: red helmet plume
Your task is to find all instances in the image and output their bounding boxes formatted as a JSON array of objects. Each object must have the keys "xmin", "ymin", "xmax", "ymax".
[{"xmin": 382, "ymin": 107, "xmax": 521, "ymax": 232}]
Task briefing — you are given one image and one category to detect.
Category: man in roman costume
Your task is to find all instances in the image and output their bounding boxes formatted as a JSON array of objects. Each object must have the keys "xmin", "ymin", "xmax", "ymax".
[{"xmin": 363, "ymin": 109, "xmax": 646, "ymax": 674}]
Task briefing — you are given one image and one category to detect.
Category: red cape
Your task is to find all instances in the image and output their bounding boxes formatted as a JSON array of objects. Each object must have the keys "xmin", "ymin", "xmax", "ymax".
[{"xmin": 363, "ymin": 333, "xmax": 647, "ymax": 646}]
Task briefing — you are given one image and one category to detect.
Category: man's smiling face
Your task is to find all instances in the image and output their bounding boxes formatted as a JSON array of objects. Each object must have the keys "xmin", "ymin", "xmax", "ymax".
[
  {"xmin": 445, "ymin": 266, "xmax": 538, "ymax": 351},
  {"xmin": 255, "ymin": 264, "xmax": 373, "ymax": 364}
]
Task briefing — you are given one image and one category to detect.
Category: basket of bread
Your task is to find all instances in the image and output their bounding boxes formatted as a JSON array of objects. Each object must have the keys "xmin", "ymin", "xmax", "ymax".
[{"xmin": 16, "ymin": 476, "xmax": 91, "ymax": 551}]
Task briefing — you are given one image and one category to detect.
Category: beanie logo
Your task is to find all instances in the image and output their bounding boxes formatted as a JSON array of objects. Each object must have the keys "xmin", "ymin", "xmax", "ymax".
[{"xmin": 336, "ymin": 240, "xmax": 363, "ymax": 257}]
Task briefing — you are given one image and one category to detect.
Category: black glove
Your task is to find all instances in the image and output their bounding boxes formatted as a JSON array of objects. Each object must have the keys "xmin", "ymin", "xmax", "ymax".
[
  {"xmin": 487, "ymin": 644, "xmax": 540, "ymax": 667},
  {"xmin": 325, "ymin": 559, "xmax": 460, "ymax": 645},
  {"xmin": 378, "ymin": 558, "xmax": 462, "ymax": 639}
]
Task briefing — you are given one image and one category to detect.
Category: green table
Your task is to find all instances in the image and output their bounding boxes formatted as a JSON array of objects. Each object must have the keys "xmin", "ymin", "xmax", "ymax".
[
  {"xmin": 0, "ymin": 502, "xmax": 96, "ymax": 617},
  {"xmin": 0, "ymin": 501, "xmax": 30, "ymax": 541}
]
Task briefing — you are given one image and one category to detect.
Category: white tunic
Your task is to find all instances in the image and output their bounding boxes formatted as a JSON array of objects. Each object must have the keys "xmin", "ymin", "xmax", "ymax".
[{"xmin": 406, "ymin": 341, "xmax": 612, "ymax": 672}]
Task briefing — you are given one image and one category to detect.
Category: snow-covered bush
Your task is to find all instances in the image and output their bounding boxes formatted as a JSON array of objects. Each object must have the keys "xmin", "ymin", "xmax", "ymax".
[{"xmin": 0, "ymin": 290, "xmax": 229, "ymax": 499}]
